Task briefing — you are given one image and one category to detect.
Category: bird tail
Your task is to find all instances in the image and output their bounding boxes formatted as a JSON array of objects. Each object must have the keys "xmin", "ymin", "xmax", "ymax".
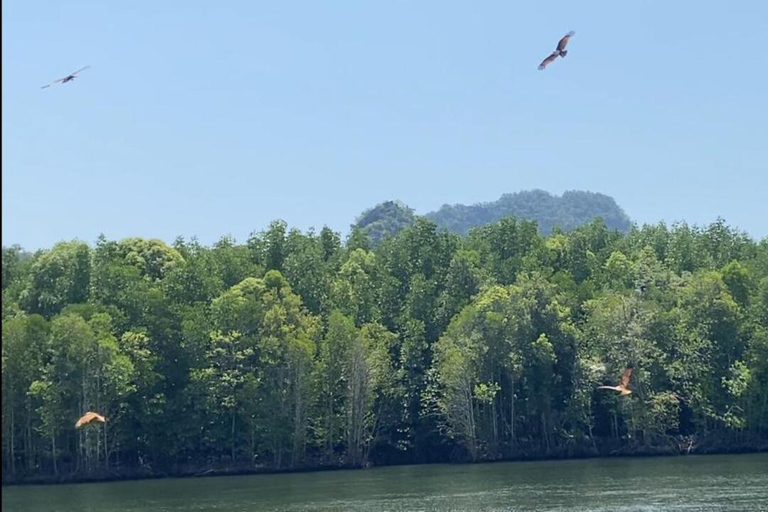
[{"xmin": 559, "ymin": 50, "xmax": 568, "ymax": 58}]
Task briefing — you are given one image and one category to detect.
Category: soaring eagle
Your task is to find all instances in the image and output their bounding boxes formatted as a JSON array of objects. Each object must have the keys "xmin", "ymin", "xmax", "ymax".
[
  {"xmin": 41, "ymin": 66, "xmax": 90, "ymax": 89},
  {"xmin": 538, "ymin": 31, "xmax": 575, "ymax": 70},
  {"xmin": 75, "ymin": 411, "xmax": 106, "ymax": 428},
  {"xmin": 597, "ymin": 368, "xmax": 633, "ymax": 396}
]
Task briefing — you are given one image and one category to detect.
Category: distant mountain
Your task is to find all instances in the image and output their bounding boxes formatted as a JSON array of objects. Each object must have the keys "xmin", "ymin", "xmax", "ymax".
[
  {"xmin": 353, "ymin": 200, "xmax": 418, "ymax": 245},
  {"xmin": 352, "ymin": 190, "xmax": 632, "ymax": 243},
  {"xmin": 425, "ymin": 190, "xmax": 633, "ymax": 236}
]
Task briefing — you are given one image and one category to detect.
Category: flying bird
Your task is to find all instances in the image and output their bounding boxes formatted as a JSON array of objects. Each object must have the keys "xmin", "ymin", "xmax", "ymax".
[
  {"xmin": 75, "ymin": 411, "xmax": 106, "ymax": 428},
  {"xmin": 41, "ymin": 66, "xmax": 90, "ymax": 89},
  {"xmin": 597, "ymin": 367, "xmax": 633, "ymax": 396},
  {"xmin": 538, "ymin": 31, "xmax": 575, "ymax": 70}
]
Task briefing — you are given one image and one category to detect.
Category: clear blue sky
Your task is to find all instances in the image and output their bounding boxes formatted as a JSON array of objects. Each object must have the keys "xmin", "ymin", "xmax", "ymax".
[{"xmin": 3, "ymin": 1, "xmax": 767, "ymax": 250}]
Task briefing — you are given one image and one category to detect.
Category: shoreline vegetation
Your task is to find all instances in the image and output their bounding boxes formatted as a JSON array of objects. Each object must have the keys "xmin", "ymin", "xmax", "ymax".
[
  {"xmin": 3, "ymin": 214, "xmax": 767, "ymax": 487},
  {"xmin": 4, "ymin": 436, "xmax": 768, "ymax": 487}
]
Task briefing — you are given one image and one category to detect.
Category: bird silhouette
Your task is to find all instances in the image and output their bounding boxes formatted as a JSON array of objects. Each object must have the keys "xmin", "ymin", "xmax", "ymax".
[
  {"xmin": 75, "ymin": 411, "xmax": 106, "ymax": 428},
  {"xmin": 538, "ymin": 31, "xmax": 575, "ymax": 70},
  {"xmin": 41, "ymin": 66, "xmax": 90, "ymax": 89},
  {"xmin": 597, "ymin": 368, "xmax": 633, "ymax": 396}
]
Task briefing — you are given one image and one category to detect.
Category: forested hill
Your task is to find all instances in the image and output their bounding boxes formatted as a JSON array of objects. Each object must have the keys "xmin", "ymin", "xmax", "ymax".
[
  {"xmin": 353, "ymin": 190, "xmax": 632, "ymax": 244},
  {"xmin": 353, "ymin": 200, "xmax": 417, "ymax": 245},
  {"xmin": 426, "ymin": 190, "xmax": 633, "ymax": 236},
  {"xmin": 3, "ymin": 218, "xmax": 768, "ymax": 485}
]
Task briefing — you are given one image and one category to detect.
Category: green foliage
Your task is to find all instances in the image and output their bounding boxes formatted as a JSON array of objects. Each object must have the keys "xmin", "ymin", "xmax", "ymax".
[
  {"xmin": 19, "ymin": 241, "xmax": 91, "ymax": 318},
  {"xmin": 2, "ymin": 218, "xmax": 766, "ymax": 482}
]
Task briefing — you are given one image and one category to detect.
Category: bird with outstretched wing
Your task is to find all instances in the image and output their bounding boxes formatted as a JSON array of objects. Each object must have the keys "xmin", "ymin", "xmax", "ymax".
[
  {"xmin": 538, "ymin": 31, "xmax": 575, "ymax": 70},
  {"xmin": 597, "ymin": 367, "xmax": 633, "ymax": 396},
  {"xmin": 538, "ymin": 51, "xmax": 561, "ymax": 71},
  {"xmin": 41, "ymin": 66, "xmax": 90, "ymax": 89},
  {"xmin": 556, "ymin": 31, "xmax": 576, "ymax": 57},
  {"xmin": 75, "ymin": 411, "xmax": 106, "ymax": 428}
]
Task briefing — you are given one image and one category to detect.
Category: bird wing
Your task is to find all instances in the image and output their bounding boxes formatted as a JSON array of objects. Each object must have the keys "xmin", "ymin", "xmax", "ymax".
[
  {"xmin": 41, "ymin": 78, "xmax": 66, "ymax": 89},
  {"xmin": 75, "ymin": 411, "xmax": 106, "ymax": 428},
  {"xmin": 538, "ymin": 51, "xmax": 560, "ymax": 70},
  {"xmin": 70, "ymin": 66, "xmax": 90, "ymax": 76},
  {"xmin": 620, "ymin": 368, "xmax": 633, "ymax": 388},
  {"xmin": 75, "ymin": 412, "xmax": 95, "ymax": 428},
  {"xmin": 556, "ymin": 31, "xmax": 575, "ymax": 52},
  {"xmin": 597, "ymin": 386, "xmax": 621, "ymax": 392}
]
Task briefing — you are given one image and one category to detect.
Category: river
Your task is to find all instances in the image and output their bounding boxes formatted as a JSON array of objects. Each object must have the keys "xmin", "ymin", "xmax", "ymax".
[{"xmin": 3, "ymin": 453, "xmax": 767, "ymax": 511}]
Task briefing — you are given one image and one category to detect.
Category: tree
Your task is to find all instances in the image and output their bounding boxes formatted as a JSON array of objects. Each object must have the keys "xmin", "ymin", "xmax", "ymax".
[
  {"xmin": 314, "ymin": 311, "xmax": 357, "ymax": 462},
  {"xmin": 330, "ymin": 249, "xmax": 379, "ymax": 326},
  {"xmin": 20, "ymin": 241, "xmax": 91, "ymax": 318}
]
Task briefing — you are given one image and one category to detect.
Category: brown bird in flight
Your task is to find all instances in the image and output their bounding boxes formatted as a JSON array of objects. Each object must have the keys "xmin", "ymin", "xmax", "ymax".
[
  {"xmin": 597, "ymin": 368, "xmax": 633, "ymax": 396},
  {"xmin": 538, "ymin": 31, "xmax": 575, "ymax": 70},
  {"xmin": 75, "ymin": 411, "xmax": 106, "ymax": 428},
  {"xmin": 41, "ymin": 66, "xmax": 90, "ymax": 89}
]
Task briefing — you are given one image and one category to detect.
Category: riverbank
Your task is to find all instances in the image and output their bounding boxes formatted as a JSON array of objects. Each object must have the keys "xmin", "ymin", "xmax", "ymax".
[{"xmin": 4, "ymin": 433, "xmax": 766, "ymax": 487}]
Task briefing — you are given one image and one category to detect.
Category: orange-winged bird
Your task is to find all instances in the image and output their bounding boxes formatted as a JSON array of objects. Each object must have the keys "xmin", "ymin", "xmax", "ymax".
[
  {"xmin": 75, "ymin": 411, "xmax": 106, "ymax": 428},
  {"xmin": 597, "ymin": 367, "xmax": 634, "ymax": 396}
]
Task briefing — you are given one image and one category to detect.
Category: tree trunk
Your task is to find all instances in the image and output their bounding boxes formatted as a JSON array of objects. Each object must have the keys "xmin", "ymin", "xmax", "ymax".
[
  {"xmin": 509, "ymin": 374, "xmax": 516, "ymax": 446},
  {"xmin": 9, "ymin": 404, "xmax": 16, "ymax": 476},
  {"xmin": 26, "ymin": 398, "xmax": 34, "ymax": 472},
  {"xmin": 292, "ymin": 366, "xmax": 304, "ymax": 468},
  {"xmin": 463, "ymin": 378, "xmax": 477, "ymax": 461},
  {"xmin": 250, "ymin": 428, "xmax": 255, "ymax": 467},
  {"xmin": 231, "ymin": 409, "xmax": 236, "ymax": 462},
  {"xmin": 104, "ymin": 420, "xmax": 109, "ymax": 469},
  {"xmin": 326, "ymin": 384, "xmax": 335, "ymax": 462},
  {"xmin": 51, "ymin": 434, "xmax": 58, "ymax": 476},
  {"xmin": 492, "ymin": 392, "xmax": 499, "ymax": 456}
]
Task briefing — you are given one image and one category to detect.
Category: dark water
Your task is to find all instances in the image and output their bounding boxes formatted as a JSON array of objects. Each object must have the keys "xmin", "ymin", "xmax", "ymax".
[{"xmin": 3, "ymin": 454, "xmax": 768, "ymax": 511}]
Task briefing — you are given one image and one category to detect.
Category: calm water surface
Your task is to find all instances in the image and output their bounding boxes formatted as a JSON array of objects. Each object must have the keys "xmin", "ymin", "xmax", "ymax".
[{"xmin": 3, "ymin": 453, "xmax": 768, "ymax": 511}]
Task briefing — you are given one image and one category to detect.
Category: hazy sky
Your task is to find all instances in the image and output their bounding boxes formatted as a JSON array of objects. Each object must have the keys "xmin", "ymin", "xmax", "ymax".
[{"xmin": 3, "ymin": 1, "xmax": 767, "ymax": 250}]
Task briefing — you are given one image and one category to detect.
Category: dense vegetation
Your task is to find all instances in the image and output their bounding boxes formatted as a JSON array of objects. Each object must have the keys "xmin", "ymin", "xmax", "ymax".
[
  {"xmin": 354, "ymin": 190, "xmax": 633, "ymax": 244},
  {"xmin": 3, "ymin": 216, "xmax": 767, "ymax": 484}
]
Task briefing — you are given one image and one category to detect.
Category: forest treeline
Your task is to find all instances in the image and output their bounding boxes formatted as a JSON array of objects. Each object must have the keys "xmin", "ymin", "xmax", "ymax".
[{"xmin": 3, "ymin": 217, "xmax": 767, "ymax": 484}]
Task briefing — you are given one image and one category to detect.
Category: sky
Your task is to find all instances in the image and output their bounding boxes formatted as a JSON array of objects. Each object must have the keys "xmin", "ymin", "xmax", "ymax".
[{"xmin": 3, "ymin": 1, "xmax": 767, "ymax": 250}]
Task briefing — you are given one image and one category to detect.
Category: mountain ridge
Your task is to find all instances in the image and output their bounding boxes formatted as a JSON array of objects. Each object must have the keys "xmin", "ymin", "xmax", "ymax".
[{"xmin": 354, "ymin": 189, "xmax": 633, "ymax": 243}]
